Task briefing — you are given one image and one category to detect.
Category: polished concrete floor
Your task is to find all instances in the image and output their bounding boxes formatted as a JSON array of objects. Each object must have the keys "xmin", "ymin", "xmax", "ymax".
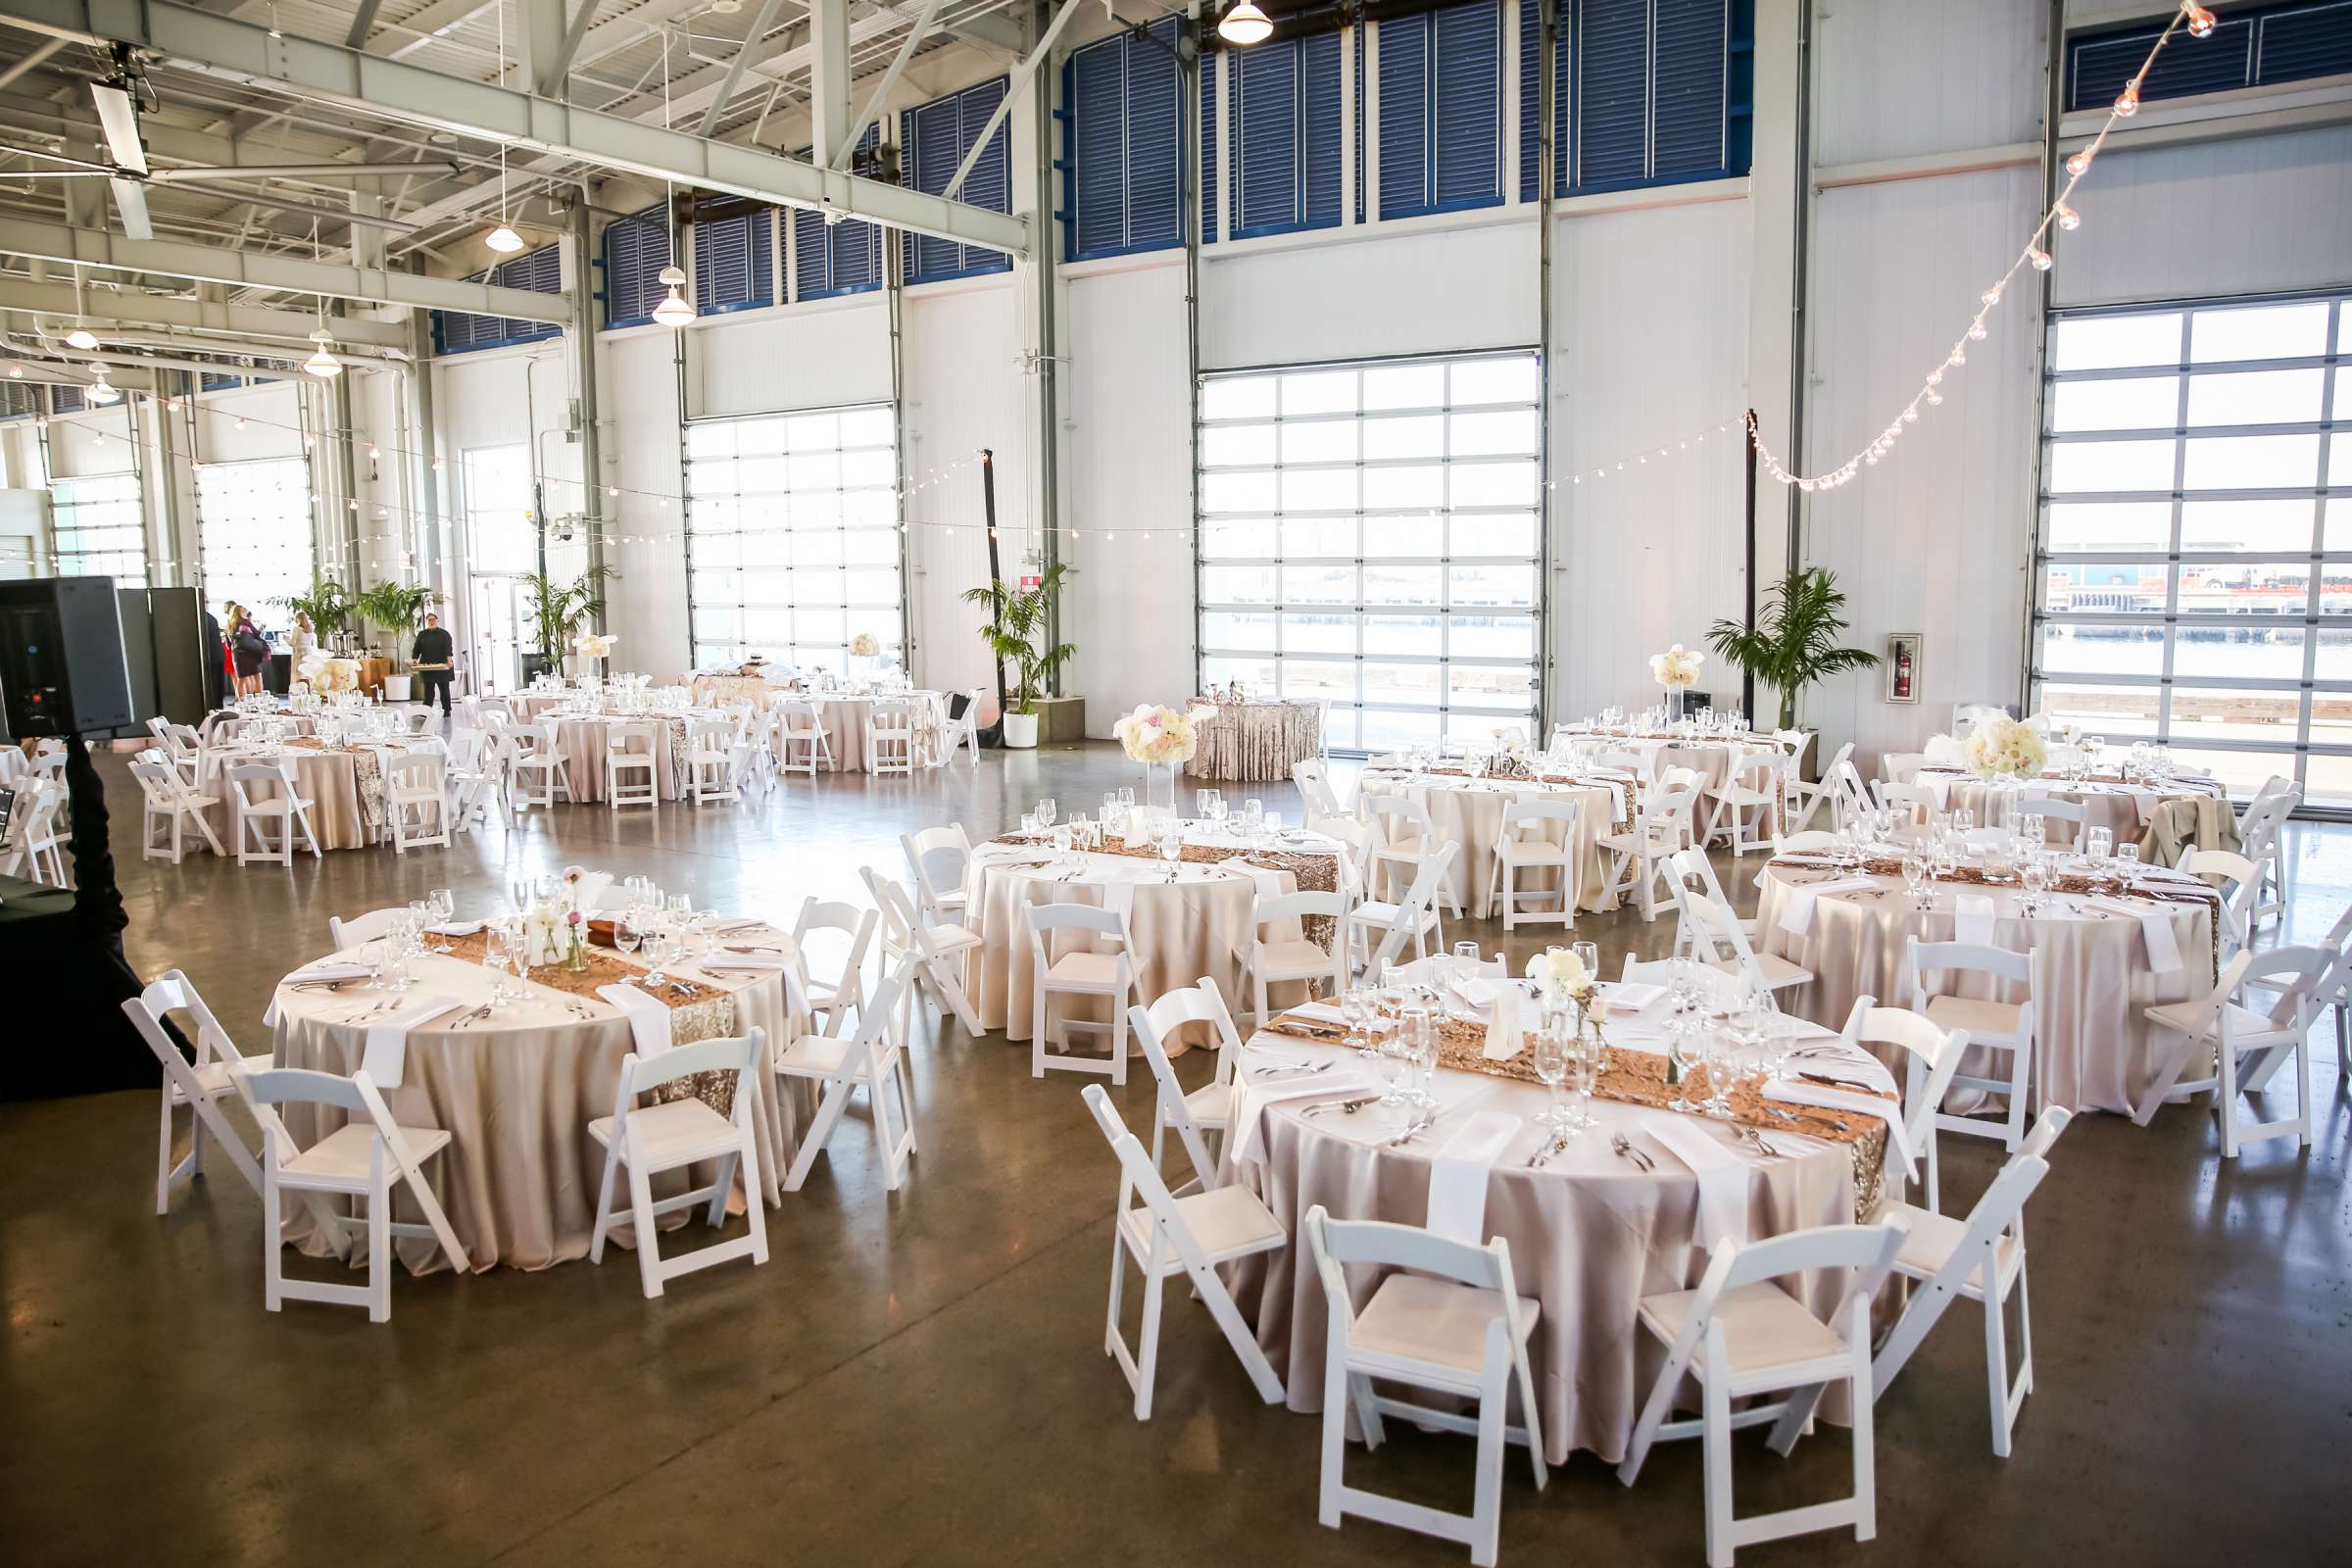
[{"xmin": 3, "ymin": 740, "xmax": 2346, "ymax": 1566}]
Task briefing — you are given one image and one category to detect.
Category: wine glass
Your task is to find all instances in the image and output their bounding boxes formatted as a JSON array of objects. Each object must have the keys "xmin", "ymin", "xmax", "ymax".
[
  {"xmin": 2020, "ymin": 852, "xmax": 2050, "ymax": 917},
  {"xmin": 1157, "ymin": 824, "xmax": 1184, "ymax": 881},
  {"xmin": 482, "ymin": 925, "xmax": 512, "ymax": 1004},
  {"xmin": 1037, "ymin": 797, "xmax": 1057, "ymax": 830},
  {"xmin": 1903, "ymin": 848, "xmax": 1930, "ymax": 909},
  {"xmin": 1532, "ymin": 1023, "xmax": 1571, "ymax": 1133},
  {"xmin": 612, "ymin": 912, "xmax": 643, "ymax": 960},
  {"xmin": 428, "ymin": 888, "xmax": 455, "ymax": 925},
  {"xmin": 1400, "ymin": 1006, "xmax": 1439, "ymax": 1108},
  {"xmin": 1208, "ymin": 791, "xmax": 1231, "ymax": 828},
  {"xmin": 2084, "ymin": 824, "xmax": 2113, "ymax": 877}
]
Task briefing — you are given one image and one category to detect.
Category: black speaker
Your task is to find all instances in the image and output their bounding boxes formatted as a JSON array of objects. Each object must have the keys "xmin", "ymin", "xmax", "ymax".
[
  {"xmin": 116, "ymin": 586, "xmax": 158, "ymax": 724},
  {"xmin": 147, "ymin": 586, "xmax": 207, "ymax": 725},
  {"xmin": 0, "ymin": 576, "xmax": 136, "ymax": 738}
]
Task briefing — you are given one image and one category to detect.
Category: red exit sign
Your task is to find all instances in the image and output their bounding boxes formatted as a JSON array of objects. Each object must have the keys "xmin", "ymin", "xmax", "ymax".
[{"xmin": 1019, "ymin": 574, "xmax": 1040, "ymax": 590}]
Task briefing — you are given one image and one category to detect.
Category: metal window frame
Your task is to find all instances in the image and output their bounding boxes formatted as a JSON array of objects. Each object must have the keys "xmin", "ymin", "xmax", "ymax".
[
  {"xmin": 42, "ymin": 412, "xmax": 148, "ymax": 587},
  {"xmin": 1196, "ymin": 346, "xmax": 1545, "ymax": 752},
  {"xmin": 192, "ymin": 454, "xmax": 318, "ymax": 620},
  {"xmin": 2033, "ymin": 287, "xmax": 2350, "ymax": 806}
]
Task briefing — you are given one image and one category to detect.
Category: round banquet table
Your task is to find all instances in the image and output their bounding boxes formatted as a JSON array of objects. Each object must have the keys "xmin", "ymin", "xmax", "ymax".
[
  {"xmin": 1911, "ymin": 768, "xmax": 2237, "ymax": 869},
  {"xmin": 1581, "ymin": 732, "xmax": 1788, "ymax": 796},
  {"xmin": 1216, "ymin": 993, "xmax": 1887, "ymax": 1463},
  {"xmin": 963, "ymin": 829, "xmax": 1347, "ymax": 1045},
  {"xmin": 549, "ymin": 710, "xmax": 698, "ymax": 803},
  {"xmin": 1186, "ymin": 699, "xmax": 1322, "ymax": 782},
  {"xmin": 268, "ymin": 924, "xmax": 812, "ymax": 1273},
  {"xmin": 195, "ymin": 742, "xmax": 381, "ymax": 852},
  {"xmin": 1753, "ymin": 858, "xmax": 2216, "ymax": 1115},
  {"xmin": 1358, "ymin": 768, "xmax": 1629, "ymax": 917},
  {"xmin": 779, "ymin": 694, "xmax": 942, "ymax": 773},
  {"xmin": 691, "ymin": 673, "xmax": 788, "ymax": 711}
]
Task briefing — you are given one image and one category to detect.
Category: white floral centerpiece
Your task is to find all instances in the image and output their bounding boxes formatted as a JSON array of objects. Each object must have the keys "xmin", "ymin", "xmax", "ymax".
[
  {"xmin": 849, "ymin": 632, "xmax": 880, "ymax": 659},
  {"xmin": 1963, "ymin": 713, "xmax": 2047, "ymax": 781},
  {"xmin": 1649, "ymin": 644, "xmax": 1703, "ymax": 691},
  {"xmin": 526, "ymin": 863, "xmax": 595, "ymax": 969},
  {"xmin": 1114, "ymin": 702, "xmax": 1218, "ymax": 814},
  {"xmin": 298, "ymin": 651, "xmax": 361, "ymax": 695}
]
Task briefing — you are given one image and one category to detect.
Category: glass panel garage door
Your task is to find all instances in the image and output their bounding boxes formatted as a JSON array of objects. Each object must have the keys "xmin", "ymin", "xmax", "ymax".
[
  {"xmin": 50, "ymin": 470, "xmax": 147, "ymax": 584},
  {"xmin": 1197, "ymin": 350, "xmax": 1543, "ymax": 752},
  {"xmin": 2034, "ymin": 294, "xmax": 2350, "ymax": 805},
  {"xmin": 196, "ymin": 457, "xmax": 314, "ymax": 622},
  {"xmin": 684, "ymin": 404, "xmax": 902, "ymax": 676}
]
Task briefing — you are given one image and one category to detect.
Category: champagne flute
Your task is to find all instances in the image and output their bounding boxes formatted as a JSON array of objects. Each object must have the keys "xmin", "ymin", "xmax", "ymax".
[
  {"xmin": 1532, "ymin": 1023, "xmax": 1570, "ymax": 1133},
  {"xmin": 482, "ymin": 925, "xmax": 512, "ymax": 1004}
]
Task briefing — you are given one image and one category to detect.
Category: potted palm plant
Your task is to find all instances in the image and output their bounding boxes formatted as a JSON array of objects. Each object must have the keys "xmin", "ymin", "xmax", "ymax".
[
  {"xmin": 271, "ymin": 575, "xmax": 351, "ymax": 650},
  {"xmin": 961, "ymin": 564, "xmax": 1075, "ymax": 749},
  {"xmin": 521, "ymin": 565, "xmax": 617, "ymax": 686},
  {"xmin": 1706, "ymin": 566, "xmax": 1881, "ymax": 733},
  {"xmin": 352, "ymin": 581, "xmax": 443, "ymax": 702}
]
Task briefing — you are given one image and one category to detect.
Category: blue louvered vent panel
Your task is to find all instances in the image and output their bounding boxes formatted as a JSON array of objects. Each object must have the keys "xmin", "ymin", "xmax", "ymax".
[
  {"xmin": 1578, "ymin": 0, "xmax": 1649, "ymax": 187},
  {"xmin": 1433, "ymin": 4, "xmax": 1503, "ymax": 208},
  {"xmin": 50, "ymin": 384, "xmax": 84, "ymax": 414},
  {"xmin": 1234, "ymin": 44, "xmax": 1301, "ymax": 234},
  {"xmin": 199, "ymin": 369, "xmax": 242, "ymax": 392},
  {"xmin": 1518, "ymin": 0, "xmax": 1543, "ymax": 200},
  {"xmin": 1064, "ymin": 22, "xmax": 1185, "ymax": 261},
  {"xmin": 1302, "ymin": 31, "xmax": 1345, "ymax": 225},
  {"xmin": 1356, "ymin": 21, "xmax": 1368, "ymax": 220},
  {"xmin": 1201, "ymin": 47, "xmax": 1220, "ymax": 237},
  {"xmin": 1070, "ymin": 36, "xmax": 1129, "ymax": 258},
  {"xmin": 600, "ymin": 208, "xmax": 672, "ymax": 328},
  {"xmin": 695, "ymin": 210, "xmax": 774, "ymax": 315},
  {"xmin": 432, "ymin": 244, "xmax": 563, "ymax": 354},
  {"xmin": 1651, "ymin": 0, "xmax": 1728, "ymax": 178},
  {"xmin": 902, "ymin": 77, "xmax": 1013, "ymax": 283},
  {"xmin": 1126, "ymin": 20, "xmax": 1185, "ymax": 251},
  {"xmin": 2070, "ymin": 1, "xmax": 2349, "ymax": 110},
  {"xmin": 2263, "ymin": 2, "xmax": 2352, "ymax": 77},
  {"xmin": 0, "ymin": 379, "xmax": 40, "ymax": 419},
  {"xmin": 1379, "ymin": 16, "xmax": 1432, "ymax": 216},
  {"xmin": 790, "ymin": 130, "xmax": 885, "ymax": 300}
]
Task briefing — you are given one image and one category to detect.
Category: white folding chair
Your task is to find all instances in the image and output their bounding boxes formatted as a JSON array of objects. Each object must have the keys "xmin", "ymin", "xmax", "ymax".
[
  {"xmin": 159, "ymin": 722, "xmax": 206, "ymax": 788},
  {"xmin": 0, "ymin": 777, "xmax": 70, "ymax": 884},
  {"xmin": 1867, "ymin": 1108, "xmax": 2073, "ymax": 1458},
  {"xmin": 385, "ymin": 750, "xmax": 451, "ymax": 853},
  {"xmin": 1365, "ymin": 794, "xmax": 1462, "ymax": 925},
  {"xmin": 776, "ymin": 961, "xmax": 919, "ymax": 1193},
  {"xmin": 1905, "ymin": 938, "xmax": 2036, "ymax": 1154},
  {"xmin": 1489, "ymin": 795, "xmax": 1582, "ymax": 931},
  {"xmin": 587, "ymin": 1027, "xmax": 771, "ymax": 1298},
  {"xmin": 686, "ymin": 716, "xmax": 741, "ymax": 803},
  {"xmin": 1242, "ymin": 890, "xmax": 1350, "ymax": 1028},
  {"xmin": 902, "ymin": 823, "xmax": 974, "ymax": 928},
  {"xmin": 2016, "ymin": 793, "xmax": 2085, "ymax": 849},
  {"xmin": 1780, "ymin": 740, "xmax": 1854, "ymax": 838},
  {"xmin": 1028, "ymin": 902, "xmax": 1139, "ymax": 1086},
  {"xmin": 1771, "ymin": 829, "xmax": 1841, "ymax": 857},
  {"xmin": 776, "ymin": 700, "xmax": 835, "ymax": 776},
  {"xmin": 1080, "ymin": 1084, "xmax": 1287, "ymax": 1421},
  {"xmin": 790, "ymin": 896, "xmax": 878, "ymax": 1034},
  {"xmin": 1874, "ymin": 779, "xmax": 1936, "ymax": 831},
  {"xmin": 225, "ymin": 761, "xmax": 316, "ymax": 867},
  {"xmin": 1702, "ymin": 752, "xmax": 1786, "ymax": 857},
  {"xmin": 604, "ymin": 720, "xmax": 661, "ymax": 810},
  {"xmin": 328, "ymin": 906, "xmax": 405, "ymax": 951},
  {"xmin": 1841, "ymin": 998, "xmax": 1972, "ymax": 1213},
  {"xmin": 231, "ymin": 1062, "xmax": 467, "ymax": 1322},
  {"xmin": 1126, "ymin": 977, "xmax": 1247, "ymax": 1195},
  {"xmin": 2236, "ymin": 777, "xmax": 2298, "ymax": 927},
  {"xmin": 447, "ymin": 724, "xmax": 510, "ymax": 833},
  {"xmin": 1306, "ymin": 1206, "xmax": 1547, "ymax": 1567},
  {"xmin": 2180, "ymin": 846, "xmax": 2264, "ymax": 960},
  {"xmin": 1666, "ymin": 849, "xmax": 1814, "ymax": 997},
  {"xmin": 122, "ymin": 970, "xmax": 271, "ymax": 1214},
  {"xmin": 865, "ymin": 700, "xmax": 918, "ymax": 777},
  {"xmin": 2133, "ymin": 945, "xmax": 2328, "ymax": 1155},
  {"xmin": 1879, "ymin": 751, "xmax": 1927, "ymax": 785},
  {"xmin": 1824, "ymin": 759, "xmax": 1875, "ymax": 832},
  {"xmin": 1293, "ymin": 758, "xmax": 1343, "ymax": 819},
  {"xmin": 508, "ymin": 720, "xmax": 573, "ymax": 808},
  {"xmin": 1617, "ymin": 1220, "xmax": 1908, "ymax": 1568},
  {"xmin": 128, "ymin": 753, "xmax": 226, "ymax": 862},
  {"xmin": 1350, "ymin": 842, "xmax": 1457, "ymax": 976},
  {"xmin": 1599, "ymin": 784, "xmax": 1699, "ymax": 921},
  {"xmin": 861, "ymin": 869, "xmax": 984, "ymax": 1037},
  {"xmin": 937, "ymin": 686, "xmax": 985, "ymax": 768}
]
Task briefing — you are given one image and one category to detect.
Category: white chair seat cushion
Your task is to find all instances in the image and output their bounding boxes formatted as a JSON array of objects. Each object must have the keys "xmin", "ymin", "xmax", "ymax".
[
  {"xmin": 920, "ymin": 922, "xmax": 981, "ymax": 952},
  {"xmin": 774, "ymin": 1032, "xmax": 864, "ymax": 1079},
  {"xmin": 1496, "ymin": 836, "xmax": 1571, "ymax": 864},
  {"xmin": 1884, "ymin": 1200, "xmax": 2021, "ymax": 1297},
  {"xmin": 1922, "ymin": 995, "xmax": 2026, "ymax": 1042},
  {"xmin": 174, "ymin": 1054, "xmax": 273, "ymax": 1103},
  {"xmin": 1255, "ymin": 938, "xmax": 1336, "ymax": 975},
  {"xmin": 2144, "ymin": 997, "xmax": 2293, "ymax": 1044},
  {"xmin": 1349, "ymin": 1273, "xmax": 1541, "ymax": 1376},
  {"xmin": 1637, "ymin": 1279, "xmax": 1844, "ymax": 1376},
  {"xmin": 282, "ymin": 1122, "xmax": 451, "ymax": 1191},
  {"xmin": 1597, "ymin": 829, "xmax": 1676, "ymax": 854},
  {"xmin": 1179, "ymin": 1080, "xmax": 1231, "ymax": 1129},
  {"xmin": 1705, "ymin": 952, "xmax": 1815, "ymax": 987},
  {"xmin": 1374, "ymin": 836, "xmax": 1428, "ymax": 858},
  {"xmin": 1045, "ymin": 951, "xmax": 1128, "ymax": 989},
  {"xmin": 1351, "ymin": 901, "xmax": 1437, "ymax": 931},
  {"xmin": 1118, "ymin": 1183, "xmax": 1283, "ymax": 1267},
  {"xmin": 588, "ymin": 1097, "xmax": 740, "ymax": 1168}
]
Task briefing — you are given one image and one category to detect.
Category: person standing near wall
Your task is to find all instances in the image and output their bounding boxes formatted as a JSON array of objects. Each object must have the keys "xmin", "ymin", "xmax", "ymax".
[{"xmin": 412, "ymin": 612, "xmax": 455, "ymax": 715}]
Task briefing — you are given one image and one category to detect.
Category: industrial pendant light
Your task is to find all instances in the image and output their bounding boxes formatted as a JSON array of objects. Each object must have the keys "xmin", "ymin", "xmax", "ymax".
[
  {"xmin": 651, "ymin": 266, "xmax": 696, "ymax": 327},
  {"xmin": 65, "ymin": 265, "xmax": 98, "ymax": 349},
  {"xmin": 304, "ymin": 330, "xmax": 343, "ymax": 377},
  {"xmin": 1218, "ymin": 1, "xmax": 1273, "ymax": 45},
  {"xmin": 86, "ymin": 365, "xmax": 121, "ymax": 405},
  {"xmin": 484, "ymin": 11, "xmax": 525, "ymax": 253}
]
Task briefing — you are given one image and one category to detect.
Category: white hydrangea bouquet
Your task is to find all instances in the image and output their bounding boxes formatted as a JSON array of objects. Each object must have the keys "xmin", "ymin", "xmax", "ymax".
[
  {"xmin": 1113, "ymin": 702, "xmax": 1216, "ymax": 766},
  {"xmin": 848, "ymin": 632, "xmax": 880, "ymax": 659},
  {"xmin": 1649, "ymin": 644, "xmax": 1703, "ymax": 691},
  {"xmin": 571, "ymin": 632, "xmax": 617, "ymax": 661},
  {"xmin": 1525, "ymin": 946, "xmax": 1596, "ymax": 1007},
  {"xmin": 297, "ymin": 651, "xmax": 361, "ymax": 694},
  {"xmin": 1963, "ymin": 713, "xmax": 2048, "ymax": 780}
]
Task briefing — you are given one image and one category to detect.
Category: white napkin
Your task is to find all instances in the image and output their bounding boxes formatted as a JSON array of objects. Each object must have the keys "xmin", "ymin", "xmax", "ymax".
[
  {"xmin": 1787, "ymin": 1049, "xmax": 1900, "ymax": 1098},
  {"xmin": 698, "ymin": 951, "xmax": 812, "ymax": 1016},
  {"xmin": 1601, "ymin": 982, "xmax": 1666, "ymax": 1014},
  {"xmin": 426, "ymin": 920, "xmax": 483, "ymax": 937},
  {"xmin": 1764, "ymin": 1080, "xmax": 1917, "ymax": 1182},
  {"xmin": 1776, "ymin": 876, "xmax": 1877, "ymax": 937},
  {"xmin": 1227, "ymin": 1069, "xmax": 1373, "ymax": 1168},
  {"xmin": 1963, "ymin": 828, "xmax": 2006, "ymax": 853},
  {"xmin": 1955, "ymin": 893, "xmax": 1997, "ymax": 946},
  {"xmin": 1916, "ymin": 774, "xmax": 1953, "ymax": 808},
  {"xmin": 596, "ymin": 982, "xmax": 674, "ymax": 1058},
  {"xmin": 361, "ymin": 995, "xmax": 465, "ymax": 1088},
  {"xmin": 2088, "ymin": 897, "xmax": 2183, "ymax": 973},
  {"xmin": 1641, "ymin": 1113, "xmax": 1749, "ymax": 1249},
  {"xmin": 706, "ymin": 916, "xmax": 765, "ymax": 935},
  {"xmin": 262, "ymin": 962, "xmax": 375, "ymax": 1026},
  {"xmin": 1424, "ymin": 1111, "xmax": 1523, "ymax": 1245},
  {"xmin": 1483, "ymin": 987, "xmax": 1525, "ymax": 1059}
]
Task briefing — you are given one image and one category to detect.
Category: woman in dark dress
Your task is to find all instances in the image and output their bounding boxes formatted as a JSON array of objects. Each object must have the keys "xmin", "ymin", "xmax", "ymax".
[{"xmin": 229, "ymin": 605, "xmax": 269, "ymax": 698}]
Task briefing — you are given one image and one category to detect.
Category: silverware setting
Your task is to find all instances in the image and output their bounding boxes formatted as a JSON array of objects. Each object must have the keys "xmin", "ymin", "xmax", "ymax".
[
  {"xmin": 452, "ymin": 1003, "xmax": 495, "ymax": 1030},
  {"xmin": 1300, "ymin": 1095, "xmax": 1380, "ymax": 1120},
  {"xmin": 1798, "ymin": 1070, "xmax": 1878, "ymax": 1094},
  {"xmin": 340, "ymin": 1001, "xmax": 397, "ymax": 1023},
  {"xmin": 1610, "ymin": 1132, "xmax": 1655, "ymax": 1172},
  {"xmin": 1525, "ymin": 1133, "xmax": 1571, "ymax": 1168},
  {"xmin": 1730, "ymin": 1125, "xmax": 1788, "ymax": 1159},
  {"xmin": 1257, "ymin": 1058, "xmax": 1334, "ymax": 1079},
  {"xmin": 1386, "ymin": 1112, "xmax": 1437, "ymax": 1147}
]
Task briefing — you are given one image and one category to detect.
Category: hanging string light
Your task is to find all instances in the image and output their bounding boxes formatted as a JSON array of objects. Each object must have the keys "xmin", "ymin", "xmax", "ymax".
[{"xmin": 1751, "ymin": 1, "xmax": 2214, "ymax": 491}]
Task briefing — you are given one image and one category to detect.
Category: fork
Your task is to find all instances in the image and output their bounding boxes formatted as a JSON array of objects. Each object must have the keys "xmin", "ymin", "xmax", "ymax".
[
  {"xmin": 1525, "ymin": 1133, "xmax": 1570, "ymax": 1168},
  {"xmin": 1301, "ymin": 1095, "xmax": 1380, "ymax": 1120},
  {"xmin": 1610, "ymin": 1131, "xmax": 1654, "ymax": 1172},
  {"xmin": 1385, "ymin": 1112, "xmax": 1436, "ymax": 1147}
]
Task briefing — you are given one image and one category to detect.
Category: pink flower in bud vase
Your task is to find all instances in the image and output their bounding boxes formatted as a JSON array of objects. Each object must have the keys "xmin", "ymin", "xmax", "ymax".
[
  {"xmin": 562, "ymin": 864, "xmax": 586, "ymax": 884},
  {"xmin": 566, "ymin": 909, "xmax": 583, "ymax": 926}
]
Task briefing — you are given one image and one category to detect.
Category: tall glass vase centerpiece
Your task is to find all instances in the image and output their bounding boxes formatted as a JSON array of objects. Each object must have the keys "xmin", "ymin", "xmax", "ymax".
[
  {"xmin": 1962, "ymin": 714, "xmax": 2048, "ymax": 876},
  {"xmin": 1113, "ymin": 703, "xmax": 1216, "ymax": 821},
  {"xmin": 1650, "ymin": 644, "xmax": 1703, "ymax": 725},
  {"xmin": 570, "ymin": 631, "xmax": 617, "ymax": 684}
]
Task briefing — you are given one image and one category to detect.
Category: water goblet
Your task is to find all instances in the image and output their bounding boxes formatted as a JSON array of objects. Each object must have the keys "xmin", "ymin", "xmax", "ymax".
[
  {"xmin": 1020, "ymin": 812, "xmax": 1038, "ymax": 836},
  {"xmin": 429, "ymin": 888, "xmax": 455, "ymax": 925},
  {"xmin": 1400, "ymin": 1007, "xmax": 1439, "ymax": 1108},
  {"xmin": 2020, "ymin": 852, "xmax": 2051, "ymax": 917},
  {"xmin": 481, "ymin": 926, "xmax": 512, "ymax": 1004},
  {"xmin": 1157, "ymin": 825, "xmax": 1185, "ymax": 881},
  {"xmin": 1903, "ymin": 848, "xmax": 1930, "ymax": 909},
  {"xmin": 1052, "ymin": 825, "xmax": 1072, "ymax": 865},
  {"xmin": 1037, "ymin": 797, "xmax": 1056, "ymax": 829},
  {"xmin": 1532, "ymin": 1023, "xmax": 1571, "ymax": 1133},
  {"xmin": 612, "ymin": 913, "xmax": 642, "ymax": 960}
]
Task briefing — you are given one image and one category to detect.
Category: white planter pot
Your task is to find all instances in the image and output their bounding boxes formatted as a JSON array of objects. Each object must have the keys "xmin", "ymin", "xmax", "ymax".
[
  {"xmin": 1003, "ymin": 710, "xmax": 1039, "ymax": 749},
  {"xmin": 382, "ymin": 673, "xmax": 413, "ymax": 703}
]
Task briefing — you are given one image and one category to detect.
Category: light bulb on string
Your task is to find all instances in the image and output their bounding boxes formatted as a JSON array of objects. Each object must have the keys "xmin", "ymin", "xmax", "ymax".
[
  {"xmin": 2113, "ymin": 85, "xmax": 2140, "ymax": 118},
  {"xmin": 1982, "ymin": 284, "xmax": 2003, "ymax": 305},
  {"xmin": 2186, "ymin": 5, "xmax": 2216, "ymax": 39},
  {"xmin": 2029, "ymin": 247, "xmax": 2054, "ymax": 271},
  {"xmin": 1968, "ymin": 320, "xmax": 1988, "ymax": 341},
  {"xmin": 2056, "ymin": 204, "xmax": 2082, "ymax": 231},
  {"xmin": 2067, "ymin": 149, "xmax": 2094, "ymax": 177}
]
